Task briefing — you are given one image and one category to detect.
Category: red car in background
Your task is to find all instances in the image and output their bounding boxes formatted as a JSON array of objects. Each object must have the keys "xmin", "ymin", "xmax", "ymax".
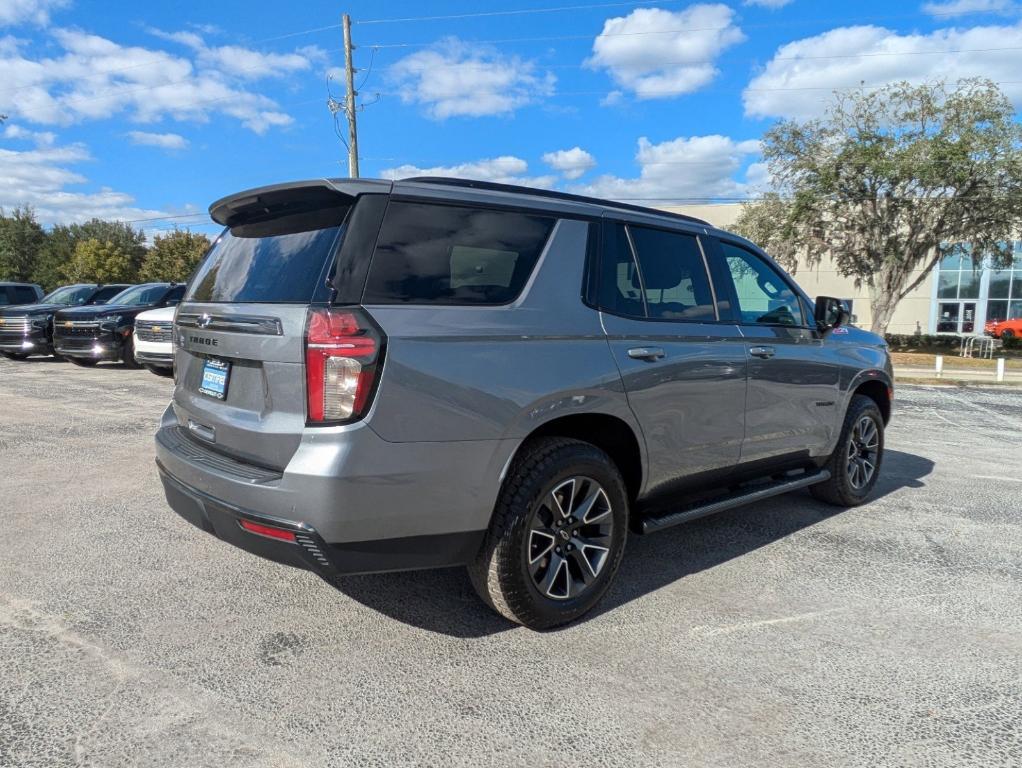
[{"xmin": 985, "ymin": 317, "xmax": 1022, "ymax": 339}]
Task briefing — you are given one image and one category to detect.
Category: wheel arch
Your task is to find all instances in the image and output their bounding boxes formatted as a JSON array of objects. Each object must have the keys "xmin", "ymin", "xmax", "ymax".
[
  {"xmin": 849, "ymin": 374, "xmax": 892, "ymax": 425},
  {"xmin": 502, "ymin": 412, "xmax": 646, "ymax": 504}
]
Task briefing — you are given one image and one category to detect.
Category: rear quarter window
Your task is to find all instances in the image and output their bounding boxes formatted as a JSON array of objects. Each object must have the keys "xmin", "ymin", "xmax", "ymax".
[{"xmin": 362, "ymin": 202, "xmax": 556, "ymax": 305}]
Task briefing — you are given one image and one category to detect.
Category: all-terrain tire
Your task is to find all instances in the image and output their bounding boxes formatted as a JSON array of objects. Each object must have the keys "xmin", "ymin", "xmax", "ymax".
[
  {"xmin": 468, "ymin": 437, "xmax": 628, "ymax": 630},
  {"xmin": 121, "ymin": 335, "xmax": 141, "ymax": 369},
  {"xmin": 811, "ymin": 394, "xmax": 885, "ymax": 507}
]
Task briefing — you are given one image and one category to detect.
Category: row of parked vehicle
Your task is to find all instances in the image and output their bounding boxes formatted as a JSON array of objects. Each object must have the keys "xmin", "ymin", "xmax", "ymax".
[{"xmin": 0, "ymin": 281, "xmax": 179, "ymax": 375}]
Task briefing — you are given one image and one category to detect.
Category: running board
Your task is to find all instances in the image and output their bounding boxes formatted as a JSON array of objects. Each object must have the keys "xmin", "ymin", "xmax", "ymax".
[{"xmin": 640, "ymin": 470, "xmax": 831, "ymax": 535}]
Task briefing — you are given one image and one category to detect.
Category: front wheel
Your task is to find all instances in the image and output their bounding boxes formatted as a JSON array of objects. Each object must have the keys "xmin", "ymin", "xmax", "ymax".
[
  {"xmin": 121, "ymin": 335, "xmax": 141, "ymax": 369},
  {"xmin": 811, "ymin": 395, "xmax": 885, "ymax": 507},
  {"xmin": 468, "ymin": 437, "xmax": 628, "ymax": 630}
]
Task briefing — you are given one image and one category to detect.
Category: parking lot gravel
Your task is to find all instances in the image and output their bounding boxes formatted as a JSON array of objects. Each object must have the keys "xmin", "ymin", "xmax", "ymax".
[{"xmin": 1, "ymin": 357, "xmax": 1020, "ymax": 767}]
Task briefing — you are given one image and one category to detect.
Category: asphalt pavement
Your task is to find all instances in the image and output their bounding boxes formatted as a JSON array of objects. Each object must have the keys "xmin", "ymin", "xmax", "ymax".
[{"xmin": 1, "ymin": 357, "xmax": 1019, "ymax": 767}]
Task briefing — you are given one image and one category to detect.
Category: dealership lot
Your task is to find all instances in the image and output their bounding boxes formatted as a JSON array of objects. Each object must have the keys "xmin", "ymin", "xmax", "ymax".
[{"xmin": 1, "ymin": 358, "xmax": 1019, "ymax": 768}]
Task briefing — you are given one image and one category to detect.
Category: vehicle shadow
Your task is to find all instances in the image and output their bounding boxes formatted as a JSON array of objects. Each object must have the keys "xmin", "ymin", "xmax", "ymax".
[{"xmin": 327, "ymin": 449, "xmax": 933, "ymax": 638}]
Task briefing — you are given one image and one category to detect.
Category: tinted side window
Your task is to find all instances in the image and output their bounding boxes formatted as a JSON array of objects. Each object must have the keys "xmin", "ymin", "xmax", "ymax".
[
  {"xmin": 13, "ymin": 286, "xmax": 37, "ymax": 303},
  {"xmin": 164, "ymin": 285, "xmax": 186, "ymax": 305},
  {"xmin": 630, "ymin": 227, "xmax": 715, "ymax": 322},
  {"xmin": 363, "ymin": 202, "xmax": 555, "ymax": 305},
  {"xmin": 598, "ymin": 223, "xmax": 645, "ymax": 318},
  {"xmin": 89, "ymin": 286, "xmax": 125, "ymax": 304},
  {"xmin": 0, "ymin": 289, "xmax": 10, "ymax": 305},
  {"xmin": 719, "ymin": 241, "xmax": 804, "ymax": 327}
]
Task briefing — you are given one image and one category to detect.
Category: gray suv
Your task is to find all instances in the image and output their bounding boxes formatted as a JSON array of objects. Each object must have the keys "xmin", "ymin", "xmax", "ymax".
[{"xmin": 156, "ymin": 178, "xmax": 893, "ymax": 629}]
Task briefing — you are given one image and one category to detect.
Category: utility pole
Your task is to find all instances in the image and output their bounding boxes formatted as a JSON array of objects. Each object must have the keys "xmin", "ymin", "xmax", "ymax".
[{"xmin": 342, "ymin": 14, "xmax": 359, "ymax": 178}]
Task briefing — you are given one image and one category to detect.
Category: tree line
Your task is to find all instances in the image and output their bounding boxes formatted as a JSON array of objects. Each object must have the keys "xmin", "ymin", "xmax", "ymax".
[{"xmin": 0, "ymin": 208, "xmax": 212, "ymax": 290}]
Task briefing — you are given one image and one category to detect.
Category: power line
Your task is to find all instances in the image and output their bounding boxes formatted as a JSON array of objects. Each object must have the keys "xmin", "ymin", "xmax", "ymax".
[
  {"xmin": 360, "ymin": 9, "xmax": 1022, "ymax": 48},
  {"xmin": 354, "ymin": 4, "xmax": 995, "ymax": 25},
  {"xmin": 365, "ymin": 44, "xmax": 1022, "ymax": 72},
  {"xmin": 364, "ymin": 78, "xmax": 1022, "ymax": 103},
  {"xmin": 355, "ymin": 0, "xmax": 686, "ymax": 24}
]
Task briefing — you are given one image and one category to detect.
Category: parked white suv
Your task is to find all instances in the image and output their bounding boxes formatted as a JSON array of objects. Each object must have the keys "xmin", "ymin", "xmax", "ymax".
[{"xmin": 133, "ymin": 305, "xmax": 175, "ymax": 375}]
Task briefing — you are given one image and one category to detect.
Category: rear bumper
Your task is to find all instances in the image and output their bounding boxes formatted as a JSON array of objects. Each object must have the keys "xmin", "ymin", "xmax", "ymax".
[{"xmin": 157, "ymin": 461, "xmax": 485, "ymax": 576}]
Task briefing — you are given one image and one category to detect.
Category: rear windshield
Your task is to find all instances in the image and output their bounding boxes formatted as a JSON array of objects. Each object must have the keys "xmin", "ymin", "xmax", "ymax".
[
  {"xmin": 186, "ymin": 217, "xmax": 346, "ymax": 304},
  {"xmin": 363, "ymin": 202, "xmax": 556, "ymax": 305}
]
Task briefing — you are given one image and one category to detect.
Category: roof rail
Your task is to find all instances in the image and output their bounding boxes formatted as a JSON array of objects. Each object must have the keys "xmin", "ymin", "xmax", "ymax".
[{"xmin": 402, "ymin": 177, "xmax": 710, "ymax": 226}]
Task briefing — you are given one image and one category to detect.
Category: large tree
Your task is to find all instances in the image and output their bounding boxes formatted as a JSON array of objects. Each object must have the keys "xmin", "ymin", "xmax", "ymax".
[
  {"xmin": 139, "ymin": 229, "xmax": 211, "ymax": 283},
  {"xmin": 64, "ymin": 238, "xmax": 136, "ymax": 284},
  {"xmin": 0, "ymin": 207, "xmax": 46, "ymax": 283},
  {"xmin": 733, "ymin": 78, "xmax": 1022, "ymax": 334},
  {"xmin": 35, "ymin": 219, "xmax": 148, "ymax": 288}
]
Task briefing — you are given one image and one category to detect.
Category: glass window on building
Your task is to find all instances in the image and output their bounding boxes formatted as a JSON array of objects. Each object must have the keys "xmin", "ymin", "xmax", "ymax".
[{"xmin": 933, "ymin": 242, "xmax": 1022, "ymax": 334}]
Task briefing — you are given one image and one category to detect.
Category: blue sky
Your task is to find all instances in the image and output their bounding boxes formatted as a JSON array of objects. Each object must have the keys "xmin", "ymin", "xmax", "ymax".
[{"xmin": 2, "ymin": 0, "xmax": 1021, "ymax": 236}]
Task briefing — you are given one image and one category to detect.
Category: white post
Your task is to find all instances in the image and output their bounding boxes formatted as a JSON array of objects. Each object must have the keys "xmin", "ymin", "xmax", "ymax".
[
  {"xmin": 935, "ymin": 355, "xmax": 943, "ymax": 378},
  {"xmin": 996, "ymin": 357, "xmax": 1006, "ymax": 383}
]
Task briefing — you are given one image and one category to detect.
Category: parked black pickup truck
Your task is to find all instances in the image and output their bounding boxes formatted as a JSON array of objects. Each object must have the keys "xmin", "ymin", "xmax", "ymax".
[
  {"xmin": 52, "ymin": 283, "xmax": 185, "ymax": 367},
  {"xmin": 0, "ymin": 284, "xmax": 131, "ymax": 360}
]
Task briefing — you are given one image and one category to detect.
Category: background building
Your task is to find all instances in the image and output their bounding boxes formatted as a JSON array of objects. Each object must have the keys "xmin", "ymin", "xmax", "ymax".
[{"xmin": 663, "ymin": 204, "xmax": 1020, "ymax": 336}]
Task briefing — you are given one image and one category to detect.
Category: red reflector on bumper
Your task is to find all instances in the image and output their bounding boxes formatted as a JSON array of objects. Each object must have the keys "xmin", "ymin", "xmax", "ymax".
[{"xmin": 239, "ymin": 519, "xmax": 297, "ymax": 542}]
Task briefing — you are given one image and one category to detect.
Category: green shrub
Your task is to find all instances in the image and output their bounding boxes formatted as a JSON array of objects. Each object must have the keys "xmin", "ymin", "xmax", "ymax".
[{"xmin": 884, "ymin": 333, "xmax": 1021, "ymax": 356}]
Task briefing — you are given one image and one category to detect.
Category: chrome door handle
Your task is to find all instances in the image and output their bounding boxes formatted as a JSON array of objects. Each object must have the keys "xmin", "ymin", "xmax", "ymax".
[
  {"xmin": 627, "ymin": 347, "xmax": 666, "ymax": 361},
  {"xmin": 749, "ymin": 346, "xmax": 776, "ymax": 359}
]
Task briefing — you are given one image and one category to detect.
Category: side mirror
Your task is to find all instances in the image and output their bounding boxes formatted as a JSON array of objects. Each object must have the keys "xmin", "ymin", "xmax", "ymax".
[{"xmin": 814, "ymin": 296, "xmax": 850, "ymax": 331}]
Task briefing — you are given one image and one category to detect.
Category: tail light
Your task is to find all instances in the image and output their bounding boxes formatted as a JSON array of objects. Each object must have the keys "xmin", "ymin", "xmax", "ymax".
[{"xmin": 305, "ymin": 307, "xmax": 384, "ymax": 424}]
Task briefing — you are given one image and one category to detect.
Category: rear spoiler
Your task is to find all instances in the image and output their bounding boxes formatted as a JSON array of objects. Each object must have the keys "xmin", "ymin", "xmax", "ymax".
[{"xmin": 209, "ymin": 179, "xmax": 393, "ymax": 229}]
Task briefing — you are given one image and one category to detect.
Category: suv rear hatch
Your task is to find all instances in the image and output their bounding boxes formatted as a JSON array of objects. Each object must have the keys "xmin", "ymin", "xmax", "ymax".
[{"xmin": 171, "ymin": 180, "xmax": 390, "ymax": 470}]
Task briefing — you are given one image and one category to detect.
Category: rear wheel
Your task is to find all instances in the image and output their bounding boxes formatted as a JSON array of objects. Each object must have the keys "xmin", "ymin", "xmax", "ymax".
[
  {"xmin": 468, "ymin": 437, "xmax": 628, "ymax": 630},
  {"xmin": 67, "ymin": 357, "xmax": 97, "ymax": 367},
  {"xmin": 811, "ymin": 395, "xmax": 884, "ymax": 507},
  {"xmin": 1, "ymin": 351, "xmax": 29, "ymax": 360},
  {"xmin": 1002, "ymin": 329, "xmax": 1015, "ymax": 340}
]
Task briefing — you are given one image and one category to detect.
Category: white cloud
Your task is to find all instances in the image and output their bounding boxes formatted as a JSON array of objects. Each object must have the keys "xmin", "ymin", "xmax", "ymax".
[
  {"xmin": 744, "ymin": 22, "xmax": 1022, "ymax": 119},
  {"xmin": 388, "ymin": 37, "xmax": 555, "ymax": 119},
  {"xmin": 744, "ymin": 0, "xmax": 794, "ymax": 7},
  {"xmin": 0, "ymin": 139, "xmax": 172, "ymax": 224},
  {"xmin": 0, "ymin": 27, "xmax": 322, "ymax": 133},
  {"xmin": 126, "ymin": 130, "xmax": 189, "ymax": 150},
  {"xmin": 542, "ymin": 147, "xmax": 596, "ymax": 179},
  {"xmin": 571, "ymin": 135, "xmax": 763, "ymax": 202},
  {"xmin": 3, "ymin": 123, "xmax": 55, "ymax": 145},
  {"xmin": 0, "ymin": 0, "xmax": 68, "ymax": 27},
  {"xmin": 922, "ymin": 0, "xmax": 1016, "ymax": 17},
  {"xmin": 150, "ymin": 27, "xmax": 321, "ymax": 80},
  {"xmin": 379, "ymin": 156, "xmax": 557, "ymax": 187},
  {"xmin": 586, "ymin": 5, "xmax": 745, "ymax": 100}
]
